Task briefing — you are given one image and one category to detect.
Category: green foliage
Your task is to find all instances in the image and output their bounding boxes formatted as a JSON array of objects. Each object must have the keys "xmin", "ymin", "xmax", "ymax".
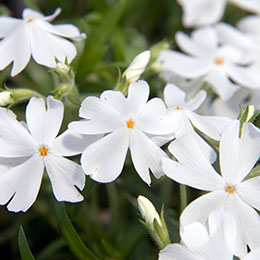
[{"xmin": 18, "ymin": 226, "xmax": 36, "ymax": 260}]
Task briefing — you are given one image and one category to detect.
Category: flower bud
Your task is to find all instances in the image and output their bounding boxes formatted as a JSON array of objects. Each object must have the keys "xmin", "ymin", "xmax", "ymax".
[
  {"xmin": 123, "ymin": 50, "xmax": 151, "ymax": 83},
  {"xmin": 56, "ymin": 62, "xmax": 70, "ymax": 75},
  {"xmin": 137, "ymin": 195, "xmax": 161, "ymax": 226},
  {"xmin": 0, "ymin": 91, "xmax": 13, "ymax": 106}
]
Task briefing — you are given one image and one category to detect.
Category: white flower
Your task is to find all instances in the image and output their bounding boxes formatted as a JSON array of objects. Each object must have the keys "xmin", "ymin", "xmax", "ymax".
[
  {"xmin": 159, "ymin": 211, "xmax": 236, "ymax": 260},
  {"xmin": 163, "ymin": 83, "xmax": 231, "ymax": 163},
  {"xmin": 159, "ymin": 26, "xmax": 260, "ymax": 100},
  {"xmin": 0, "ymin": 96, "xmax": 99, "ymax": 212},
  {"xmin": 0, "ymin": 8, "xmax": 86, "ymax": 76},
  {"xmin": 122, "ymin": 50, "xmax": 151, "ymax": 83},
  {"xmin": 69, "ymin": 81, "xmax": 174, "ymax": 185},
  {"xmin": 162, "ymin": 120, "xmax": 260, "ymax": 257},
  {"xmin": 243, "ymin": 248, "xmax": 260, "ymax": 260},
  {"xmin": 178, "ymin": 0, "xmax": 260, "ymax": 27},
  {"xmin": 137, "ymin": 195, "xmax": 162, "ymax": 226}
]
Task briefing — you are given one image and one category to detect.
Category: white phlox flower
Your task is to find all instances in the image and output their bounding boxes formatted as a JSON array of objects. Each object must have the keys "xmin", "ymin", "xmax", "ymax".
[
  {"xmin": 0, "ymin": 96, "xmax": 99, "ymax": 212},
  {"xmin": 162, "ymin": 120, "xmax": 260, "ymax": 257},
  {"xmin": 159, "ymin": 211, "xmax": 236, "ymax": 260},
  {"xmin": 159, "ymin": 26, "xmax": 260, "ymax": 101},
  {"xmin": 0, "ymin": 8, "xmax": 86, "ymax": 76},
  {"xmin": 163, "ymin": 83, "xmax": 231, "ymax": 163},
  {"xmin": 178, "ymin": 0, "xmax": 260, "ymax": 27},
  {"xmin": 69, "ymin": 80, "xmax": 176, "ymax": 185}
]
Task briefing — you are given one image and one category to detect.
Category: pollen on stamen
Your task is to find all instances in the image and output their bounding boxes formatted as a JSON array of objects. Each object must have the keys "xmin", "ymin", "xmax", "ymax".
[
  {"xmin": 215, "ymin": 58, "xmax": 224, "ymax": 65},
  {"xmin": 39, "ymin": 147, "xmax": 48, "ymax": 156},
  {"xmin": 225, "ymin": 184, "xmax": 235, "ymax": 194},
  {"xmin": 126, "ymin": 119, "xmax": 134, "ymax": 128},
  {"xmin": 176, "ymin": 105, "xmax": 182, "ymax": 110},
  {"xmin": 27, "ymin": 18, "xmax": 33, "ymax": 22}
]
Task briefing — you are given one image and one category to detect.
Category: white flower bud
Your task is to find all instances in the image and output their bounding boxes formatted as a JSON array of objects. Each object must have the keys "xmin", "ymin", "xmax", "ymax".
[
  {"xmin": 123, "ymin": 50, "xmax": 151, "ymax": 83},
  {"xmin": 0, "ymin": 91, "xmax": 13, "ymax": 106},
  {"xmin": 137, "ymin": 195, "xmax": 162, "ymax": 226},
  {"xmin": 56, "ymin": 63, "xmax": 70, "ymax": 75}
]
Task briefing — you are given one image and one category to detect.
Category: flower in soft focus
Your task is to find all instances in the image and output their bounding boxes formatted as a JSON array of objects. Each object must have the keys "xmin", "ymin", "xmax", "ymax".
[
  {"xmin": 122, "ymin": 50, "xmax": 151, "ymax": 83},
  {"xmin": 0, "ymin": 91, "xmax": 13, "ymax": 106},
  {"xmin": 163, "ymin": 83, "xmax": 231, "ymax": 162},
  {"xmin": 69, "ymin": 80, "xmax": 175, "ymax": 185},
  {"xmin": 178, "ymin": 0, "xmax": 260, "ymax": 27},
  {"xmin": 0, "ymin": 8, "xmax": 86, "ymax": 76},
  {"xmin": 159, "ymin": 27, "xmax": 260, "ymax": 101},
  {"xmin": 159, "ymin": 211, "xmax": 236, "ymax": 260},
  {"xmin": 137, "ymin": 195, "xmax": 161, "ymax": 227},
  {"xmin": 0, "ymin": 96, "xmax": 99, "ymax": 212},
  {"xmin": 162, "ymin": 120, "xmax": 260, "ymax": 257}
]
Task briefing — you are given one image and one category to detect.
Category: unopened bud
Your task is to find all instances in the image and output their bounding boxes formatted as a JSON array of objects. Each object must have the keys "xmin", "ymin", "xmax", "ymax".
[
  {"xmin": 56, "ymin": 63, "xmax": 71, "ymax": 77},
  {"xmin": 137, "ymin": 195, "xmax": 162, "ymax": 226},
  {"xmin": 0, "ymin": 91, "xmax": 13, "ymax": 106},
  {"xmin": 123, "ymin": 50, "xmax": 151, "ymax": 83}
]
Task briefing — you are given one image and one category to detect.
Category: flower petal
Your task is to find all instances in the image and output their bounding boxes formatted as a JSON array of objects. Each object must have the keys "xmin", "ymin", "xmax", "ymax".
[
  {"xmin": 45, "ymin": 154, "xmax": 85, "ymax": 202},
  {"xmin": 26, "ymin": 96, "xmax": 64, "ymax": 143},
  {"xmin": 180, "ymin": 190, "xmax": 227, "ymax": 226},
  {"xmin": 187, "ymin": 110, "xmax": 232, "ymax": 140},
  {"xmin": 22, "ymin": 8, "xmax": 44, "ymax": 20},
  {"xmin": 243, "ymin": 248, "xmax": 260, "ymax": 260},
  {"xmin": 163, "ymin": 83, "xmax": 186, "ymax": 107},
  {"xmin": 50, "ymin": 129, "xmax": 102, "ymax": 156},
  {"xmin": 220, "ymin": 120, "xmax": 260, "ymax": 184},
  {"xmin": 204, "ymin": 69, "xmax": 239, "ymax": 101},
  {"xmin": 0, "ymin": 155, "xmax": 44, "ymax": 212},
  {"xmin": 127, "ymin": 80, "xmax": 150, "ymax": 115},
  {"xmin": 130, "ymin": 129, "xmax": 168, "ymax": 185},
  {"xmin": 0, "ymin": 17, "xmax": 20, "ymax": 38},
  {"xmin": 186, "ymin": 90, "xmax": 206, "ymax": 111},
  {"xmin": 81, "ymin": 128, "xmax": 129, "ymax": 183},
  {"xmin": 237, "ymin": 176, "xmax": 260, "ymax": 211},
  {"xmin": 159, "ymin": 244, "xmax": 200, "ymax": 260}
]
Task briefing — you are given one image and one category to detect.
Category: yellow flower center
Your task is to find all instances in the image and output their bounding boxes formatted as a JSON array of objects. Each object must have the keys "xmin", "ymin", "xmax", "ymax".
[
  {"xmin": 176, "ymin": 105, "xmax": 182, "ymax": 110},
  {"xmin": 225, "ymin": 184, "xmax": 235, "ymax": 194},
  {"xmin": 126, "ymin": 119, "xmax": 134, "ymax": 128},
  {"xmin": 215, "ymin": 58, "xmax": 224, "ymax": 65},
  {"xmin": 39, "ymin": 146, "xmax": 48, "ymax": 156}
]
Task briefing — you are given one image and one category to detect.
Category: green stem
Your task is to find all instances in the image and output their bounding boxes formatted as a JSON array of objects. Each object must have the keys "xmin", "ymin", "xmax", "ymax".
[{"xmin": 180, "ymin": 184, "xmax": 187, "ymax": 212}]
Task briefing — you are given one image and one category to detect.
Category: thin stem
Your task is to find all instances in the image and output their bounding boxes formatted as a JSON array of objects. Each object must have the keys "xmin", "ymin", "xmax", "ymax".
[{"xmin": 180, "ymin": 184, "xmax": 187, "ymax": 212}]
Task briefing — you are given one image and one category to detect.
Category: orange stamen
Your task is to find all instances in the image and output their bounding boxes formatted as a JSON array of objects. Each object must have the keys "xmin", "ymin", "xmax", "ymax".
[
  {"xmin": 215, "ymin": 58, "xmax": 224, "ymax": 65},
  {"xmin": 39, "ymin": 147, "xmax": 48, "ymax": 156},
  {"xmin": 27, "ymin": 18, "xmax": 33, "ymax": 22},
  {"xmin": 225, "ymin": 184, "xmax": 235, "ymax": 194},
  {"xmin": 176, "ymin": 105, "xmax": 182, "ymax": 110},
  {"xmin": 127, "ymin": 119, "xmax": 134, "ymax": 128}
]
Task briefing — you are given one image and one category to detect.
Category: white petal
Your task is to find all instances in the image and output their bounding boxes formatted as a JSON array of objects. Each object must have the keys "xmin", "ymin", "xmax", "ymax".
[
  {"xmin": 0, "ymin": 23, "xmax": 31, "ymax": 76},
  {"xmin": 50, "ymin": 129, "xmax": 102, "ymax": 156},
  {"xmin": 30, "ymin": 22, "xmax": 76, "ymax": 66},
  {"xmin": 230, "ymin": 0, "xmax": 260, "ymax": 13},
  {"xmin": 81, "ymin": 128, "xmax": 129, "ymax": 183},
  {"xmin": 176, "ymin": 27, "xmax": 218, "ymax": 57},
  {"xmin": 178, "ymin": 0, "xmax": 226, "ymax": 27},
  {"xmin": 187, "ymin": 110, "xmax": 232, "ymax": 140},
  {"xmin": 180, "ymin": 190, "xmax": 227, "ymax": 226},
  {"xmin": 127, "ymin": 80, "xmax": 149, "ymax": 115},
  {"xmin": 22, "ymin": 8, "xmax": 44, "ymax": 20},
  {"xmin": 45, "ymin": 154, "xmax": 85, "ymax": 202},
  {"xmin": 0, "ymin": 155, "xmax": 44, "ymax": 212},
  {"xmin": 186, "ymin": 90, "xmax": 206, "ymax": 111},
  {"xmin": 43, "ymin": 8, "xmax": 62, "ymax": 22},
  {"xmin": 237, "ymin": 176, "xmax": 260, "ymax": 211},
  {"xmin": 225, "ymin": 194, "xmax": 260, "ymax": 257},
  {"xmin": 220, "ymin": 121, "xmax": 260, "ymax": 184},
  {"xmin": 137, "ymin": 98, "xmax": 173, "ymax": 135},
  {"xmin": 238, "ymin": 15, "xmax": 260, "ymax": 34},
  {"xmin": 163, "ymin": 83, "xmax": 186, "ymax": 107},
  {"xmin": 243, "ymin": 248, "xmax": 260, "ymax": 260},
  {"xmin": 204, "ymin": 69, "xmax": 239, "ymax": 100},
  {"xmin": 130, "ymin": 129, "xmax": 168, "ymax": 185},
  {"xmin": 159, "ymin": 50, "xmax": 212, "ymax": 78},
  {"xmin": 159, "ymin": 244, "xmax": 200, "ymax": 260},
  {"xmin": 0, "ymin": 17, "xmax": 20, "ymax": 38},
  {"xmin": 227, "ymin": 65, "xmax": 260, "ymax": 90},
  {"xmin": 26, "ymin": 96, "xmax": 64, "ymax": 143}
]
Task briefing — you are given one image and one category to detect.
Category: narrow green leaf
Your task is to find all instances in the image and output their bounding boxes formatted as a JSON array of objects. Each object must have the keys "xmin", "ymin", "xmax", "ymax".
[
  {"xmin": 55, "ymin": 202, "xmax": 99, "ymax": 260},
  {"xmin": 76, "ymin": 0, "xmax": 129, "ymax": 77},
  {"xmin": 18, "ymin": 226, "xmax": 35, "ymax": 260}
]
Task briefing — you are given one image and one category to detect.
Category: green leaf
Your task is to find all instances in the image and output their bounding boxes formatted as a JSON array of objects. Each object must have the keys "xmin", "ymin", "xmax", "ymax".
[
  {"xmin": 55, "ymin": 202, "xmax": 100, "ymax": 260},
  {"xmin": 18, "ymin": 226, "xmax": 36, "ymax": 260},
  {"xmin": 76, "ymin": 0, "xmax": 130, "ymax": 78}
]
